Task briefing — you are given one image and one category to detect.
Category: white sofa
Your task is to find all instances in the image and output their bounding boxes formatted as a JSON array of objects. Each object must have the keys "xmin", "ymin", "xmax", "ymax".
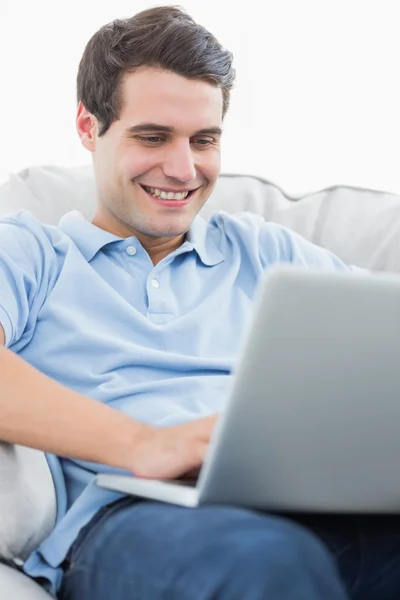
[{"xmin": 1, "ymin": 165, "xmax": 400, "ymax": 599}]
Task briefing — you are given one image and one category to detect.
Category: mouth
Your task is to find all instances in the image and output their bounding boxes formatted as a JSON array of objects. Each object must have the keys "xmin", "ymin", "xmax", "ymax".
[{"xmin": 139, "ymin": 184, "xmax": 198, "ymax": 207}]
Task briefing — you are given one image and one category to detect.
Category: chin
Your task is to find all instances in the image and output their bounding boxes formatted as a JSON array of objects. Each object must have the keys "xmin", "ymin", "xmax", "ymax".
[
  {"xmin": 152, "ymin": 227, "xmax": 189, "ymax": 238},
  {"xmin": 153, "ymin": 215, "xmax": 194, "ymax": 233}
]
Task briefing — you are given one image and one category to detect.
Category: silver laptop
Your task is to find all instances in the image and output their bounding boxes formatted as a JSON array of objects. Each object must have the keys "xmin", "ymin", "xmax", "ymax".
[{"xmin": 97, "ymin": 265, "xmax": 400, "ymax": 513}]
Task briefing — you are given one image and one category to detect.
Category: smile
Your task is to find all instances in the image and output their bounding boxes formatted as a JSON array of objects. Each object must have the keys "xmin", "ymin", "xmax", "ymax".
[{"xmin": 140, "ymin": 185, "xmax": 196, "ymax": 201}]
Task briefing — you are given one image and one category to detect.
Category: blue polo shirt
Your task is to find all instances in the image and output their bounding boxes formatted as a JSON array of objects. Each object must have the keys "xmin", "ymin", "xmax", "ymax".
[{"xmin": 0, "ymin": 209, "xmax": 356, "ymax": 595}]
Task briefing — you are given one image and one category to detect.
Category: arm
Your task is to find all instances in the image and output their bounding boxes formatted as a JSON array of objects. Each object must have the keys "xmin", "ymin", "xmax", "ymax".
[
  {"xmin": 0, "ymin": 323, "xmax": 146, "ymax": 471},
  {"xmin": 0, "ymin": 213, "xmax": 216, "ymax": 478},
  {"xmin": 0, "ymin": 325, "xmax": 215, "ymax": 478}
]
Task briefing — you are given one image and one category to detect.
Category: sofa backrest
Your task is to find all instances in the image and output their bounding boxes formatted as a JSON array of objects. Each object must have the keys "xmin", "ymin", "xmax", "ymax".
[{"xmin": 1, "ymin": 165, "xmax": 400, "ymax": 271}]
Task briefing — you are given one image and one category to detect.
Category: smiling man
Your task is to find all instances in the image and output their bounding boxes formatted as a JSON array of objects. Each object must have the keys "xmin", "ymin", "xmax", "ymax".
[
  {"xmin": 80, "ymin": 65, "xmax": 223, "ymax": 265},
  {"xmin": 1, "ymin": 6, "xmax": 400, "ymax": 600}
]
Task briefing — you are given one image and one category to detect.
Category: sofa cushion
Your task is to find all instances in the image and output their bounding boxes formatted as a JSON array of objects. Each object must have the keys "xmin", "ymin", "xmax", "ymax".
[
  {"xmin": 0, "ymin": 562, "xmax": 52, "ymax": 599},
  {"xmin": 0, "ymin": 444, "xmax": 56, "ymax": 564}
]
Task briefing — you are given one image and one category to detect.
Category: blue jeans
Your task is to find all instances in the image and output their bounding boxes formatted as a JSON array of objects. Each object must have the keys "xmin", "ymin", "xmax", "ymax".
[{"xmin": 58, "ymin": 497, "xmax": 400, "ymax": 600}]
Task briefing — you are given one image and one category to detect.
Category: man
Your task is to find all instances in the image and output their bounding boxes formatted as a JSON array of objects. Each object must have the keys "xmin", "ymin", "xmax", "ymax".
[{"xmin": 1, "ymin": 6, "xmax": 400, "ymax": 599}]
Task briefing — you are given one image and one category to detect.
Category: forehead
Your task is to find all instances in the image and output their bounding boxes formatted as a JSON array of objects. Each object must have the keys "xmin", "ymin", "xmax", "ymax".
[{"xmin": 118, "ymin": 67, "xmax": 223, "ymax": 131}]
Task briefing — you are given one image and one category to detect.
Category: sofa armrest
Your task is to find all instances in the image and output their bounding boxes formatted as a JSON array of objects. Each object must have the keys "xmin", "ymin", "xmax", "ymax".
[
  {"xmin": 0, "ymin": 444, "xmax": 57, "ymax": 563},
  {"xmin": 0, "ymin": 563, "xmax": 53, "ymax": 599}
]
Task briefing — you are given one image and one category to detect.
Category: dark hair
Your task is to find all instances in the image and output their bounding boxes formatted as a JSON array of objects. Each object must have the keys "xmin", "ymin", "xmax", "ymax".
[{"xmin": 77, "ymin": 5, "xmax": 235, "ymax": 136}]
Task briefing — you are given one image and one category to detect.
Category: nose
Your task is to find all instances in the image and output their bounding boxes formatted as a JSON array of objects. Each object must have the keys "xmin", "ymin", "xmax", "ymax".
[{"xmin": 162, "ymin": 139, "xmax": 197, "ymax": 183}]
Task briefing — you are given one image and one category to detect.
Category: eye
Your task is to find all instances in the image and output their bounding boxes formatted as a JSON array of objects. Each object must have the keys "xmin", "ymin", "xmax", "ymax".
[
  {"xmin": 192, "ymin": 138, "xmax": 214, "ymax": 147},
  {"xmin": 137, "ymin": 136, "xmax": 164, "ymax": 144}
]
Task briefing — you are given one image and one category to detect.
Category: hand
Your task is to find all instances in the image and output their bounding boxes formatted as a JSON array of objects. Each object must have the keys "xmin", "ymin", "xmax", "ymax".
[{"xmin": 129, "ymin": 414, "xmax": 218, "ymax": 480}]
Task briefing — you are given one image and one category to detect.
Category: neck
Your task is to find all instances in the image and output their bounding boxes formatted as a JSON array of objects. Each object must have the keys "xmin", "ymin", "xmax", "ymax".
[
  {"xmin": 91, "ymin": 209, "xmax": 186, "ymax": 266},
  {"xmin": 146, "ymin": 236, "xmax": 186, "ymax": 266}
]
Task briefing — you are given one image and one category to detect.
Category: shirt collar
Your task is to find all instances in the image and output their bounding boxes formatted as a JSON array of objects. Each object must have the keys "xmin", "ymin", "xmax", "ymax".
[
  {"xmin": 185, "ymin": 214, "xmax": 224, "ymax": 266},
  {"xmin": 58, "ymin": 211, "xmax": 122, "ymax": 262},
  {"xmin": 58, "ymin": 211, "xmax": 224, "ymax": 267}
]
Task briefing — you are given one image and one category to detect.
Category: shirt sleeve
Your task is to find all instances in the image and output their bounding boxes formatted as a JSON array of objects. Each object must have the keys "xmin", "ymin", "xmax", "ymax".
[
  {"xmin": 259, "ymin": 221, "xmax": 365, "ymax": 273},
  {"xmin": 0, "ymin": 211, "xmax": 56, "ymax": 348}
]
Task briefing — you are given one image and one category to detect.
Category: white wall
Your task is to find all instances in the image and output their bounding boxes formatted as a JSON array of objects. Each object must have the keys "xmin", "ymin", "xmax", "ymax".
[{"xmin": 1, "ymin": 0, "xmax": 399, "ymax": 196}]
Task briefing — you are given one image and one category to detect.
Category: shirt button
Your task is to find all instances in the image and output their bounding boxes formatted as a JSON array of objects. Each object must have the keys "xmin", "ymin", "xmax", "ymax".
[
  {"xmin": 151, "ymin": 278, "xmax": 160, "ymax": 289},
  {"xmin": 126, "ymin": 246, "xmax": 137, "ymax": 256}
]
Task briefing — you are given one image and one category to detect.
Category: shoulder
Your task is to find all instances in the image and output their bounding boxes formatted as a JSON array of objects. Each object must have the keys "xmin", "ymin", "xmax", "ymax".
[
  {"xmin": 0, "ymin": 211, "xmax": 73, "ymax": 275},
  {"xmin": 206, "ymin": 210, "xmax": 351, "ymax": 270},
  {"xmin": 0, "ymin": 210, "xmax": 67, "ymax": 251},
  {"xmin": 208, "ymin": 210, "xmax": 291, "ymax": 237},
  {"xmin": 208, "ymin": 210, "xmax": 265, "ymax": 234},
  {"xmin": 207, "ymin": 210, "xmax": 295, "ymax": 255}
]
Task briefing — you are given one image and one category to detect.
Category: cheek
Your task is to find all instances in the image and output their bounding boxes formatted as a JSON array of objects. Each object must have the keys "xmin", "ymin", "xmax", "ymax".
[
  {"xmin": 203, "ymin": 153, "xmax": 221, "ymax": 184},
  {"xmin": 120, "ymin": 147, "xmax": 158, "ymax": 181}
]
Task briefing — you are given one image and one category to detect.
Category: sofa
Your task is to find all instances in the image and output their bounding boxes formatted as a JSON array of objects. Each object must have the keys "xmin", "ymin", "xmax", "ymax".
[{"xmin": 1, "ymin": 165, "xmax": 400, "ymax": 599}]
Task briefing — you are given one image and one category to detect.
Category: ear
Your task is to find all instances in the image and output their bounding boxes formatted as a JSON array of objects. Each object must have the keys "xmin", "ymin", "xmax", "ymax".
[{"xmin": 76, "ymin": 102, "xmax": 98, "ymax": 152}]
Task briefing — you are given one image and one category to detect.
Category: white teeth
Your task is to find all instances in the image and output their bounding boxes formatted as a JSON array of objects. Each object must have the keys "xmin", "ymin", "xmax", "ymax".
[{"xmin": 143, "ymin": 185, "xmax": 190, "ymax": 200}]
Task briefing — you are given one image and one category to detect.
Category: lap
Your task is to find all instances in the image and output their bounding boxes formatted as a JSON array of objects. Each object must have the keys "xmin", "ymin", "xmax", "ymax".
[
  {"xmin": 58, "ymin": 497, "xmax": 400, "ymax": 600},
  {"xmin": 296, "ymin": 513, "xmax": 400, "ymax": 599}
]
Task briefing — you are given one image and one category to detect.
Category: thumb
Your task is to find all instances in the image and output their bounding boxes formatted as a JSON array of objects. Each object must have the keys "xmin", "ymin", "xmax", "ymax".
[{"xmin": 196, "ymin": 413, "xmax": 218, "ymax": 439}]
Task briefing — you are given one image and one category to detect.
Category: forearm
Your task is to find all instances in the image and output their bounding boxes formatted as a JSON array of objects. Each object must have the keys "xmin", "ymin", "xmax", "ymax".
[{"xmin": 0, "ymin": 346, "xmax": 148, "ymax": 472}]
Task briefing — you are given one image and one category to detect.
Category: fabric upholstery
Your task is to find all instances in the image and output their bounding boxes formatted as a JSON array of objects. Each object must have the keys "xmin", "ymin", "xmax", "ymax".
[{"xmin": 0, "ymin": 563, "xmax": 52, "ymax": 599}]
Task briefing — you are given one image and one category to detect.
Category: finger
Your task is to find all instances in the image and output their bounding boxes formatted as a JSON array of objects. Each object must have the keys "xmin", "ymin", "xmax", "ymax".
[
  {"xmin": 196, "ymin": 440, "xmax": 209, "ymax": 464},
  {"xmin": 179, "ymin": 414, "xmax": 218, "ymax": 440},
  {"xmin": 199, "ymin": 414, "xmax": 218, "ymax": 437},
  {"xmin": 180, "ymin": 466, "xmax": 201, "ymax": 480}
]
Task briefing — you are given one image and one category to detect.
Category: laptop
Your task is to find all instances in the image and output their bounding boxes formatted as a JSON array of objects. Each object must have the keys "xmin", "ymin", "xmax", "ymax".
[{"xmin": 97, "ymin": 264, "xmax": 400, "ymax": 513}]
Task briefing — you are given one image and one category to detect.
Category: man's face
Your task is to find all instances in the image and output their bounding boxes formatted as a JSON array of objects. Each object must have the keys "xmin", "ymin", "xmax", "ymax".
[{"xmin": 79, "ymin": 67, "xmax": 223, "ymax": 245}]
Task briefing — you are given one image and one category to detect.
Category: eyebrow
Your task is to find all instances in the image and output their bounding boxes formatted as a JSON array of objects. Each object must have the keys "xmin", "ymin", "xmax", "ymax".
[{"xmin": 126, "ymin": 123, "xmax": 223, "ymax": 136}]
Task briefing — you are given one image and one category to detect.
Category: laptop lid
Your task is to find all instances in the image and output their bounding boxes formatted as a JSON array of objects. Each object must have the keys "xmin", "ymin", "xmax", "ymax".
[{"xmin": 198, "ymin": 265, "xmax": 400, "ymax": 512}]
